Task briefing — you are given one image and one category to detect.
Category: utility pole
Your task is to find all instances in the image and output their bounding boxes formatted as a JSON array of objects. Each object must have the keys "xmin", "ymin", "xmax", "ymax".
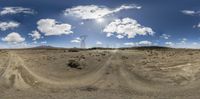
[{"xmin": 80, "ymin": 35, "xmax": 87, "ymax": 48}]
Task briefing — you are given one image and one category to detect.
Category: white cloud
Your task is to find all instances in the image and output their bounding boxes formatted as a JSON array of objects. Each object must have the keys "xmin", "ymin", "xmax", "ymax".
[
  {"xmin": 2, "ymin": 32, "xmax": 25, "ymax": 43},
  {"xmin": 96, "ymin": 41, "xmax": 103, "ymax": 45},
  {"xmin": 138, "ymin": 41, "xmax": 152, "ymax": 45},
  {"xmin": 80, "ymin": 22, "xmax": 84, "ymax": 25},
  {"xmin": 182, "ymin": 38, "xmax": 187, "ymax": 41},
  {"xmin": 0, "ymin": 21, "xmax": 20, "ymax": 31},
  {"xmin": 182, "ymin": 10, "xmax": 200, "ymax": 16},
  {"xmin": 124, "ymin": 41, "xmax": 152, "ymax": 46},
  {"xmin": 182, "ymin": 10, "xmax": 200, "ymax": 29},
  {"xmin": 64, "ymin": 4, "xmax": 141, "ymax": 20},
  {"xmin": 16, "ymin": 42, "xmax": 30, "ymax": 48},
  {"xmin": 106, "ymin": 33, "xmax": 113, "ymax": 37},
  {"xmin": 194, "ymin": 22, "xmax": 200, "ymax": 29},
  {"xmin": 182, "ymin": 10, "xmax": 195, "ymax": 15},
  {"xmin": 197, "ymin": 23, "xmax": 200, "ymax": 28},
  {"xmin": 124, "ymin": 42, "xmax": 135, "ymax": 46},
  {"xmin": 41, "ymin": 41, "xmax": 47, "ymax": 44},
  {"xmin": 8, "ymin": 42, "xmax": 31, "ymax": 48},
  {"xmin": 192, "ymin": 42, "xmax": 198, "ymax": 45},
  {"xmin": 181, "ymin": 38, "xmax": 187, "ymax": 44},
  {"xmin": 160, "ymin": 34, "xmax": 170, "ymax": 39},
  {"xmin": 165, "ymin": 42, "xmax": 174, "ymax": 46},
  {"xmin": 176, "ymin": 38, "xmax": 187, "ymax": 45},
  {"xmin": 37, "ymin": 19, "xmax": 73, "ymax": 36},
  {"xmin": 103, "ymin": 18, "xmax": 154, "ymax": 38},
  {"xmin": 33, "ymin": 41, "xmax": 37, "ymax": 44},
  {"xmin": 0, "ymin": 7, "xmax": 34, "ymax": 15},
  {"xmin": 71, "ymin": 37, "xmax": 81, "ymax": 43},
  {"xmin": 116, "ymin": 35, "xmax": 124, "ymax": 39},
  {"xmin": 71, "ymin": 40, "xmax": 80, "ymax": 43},
  {"xmin": 162, "ymin": 41, "xmax": 200, "ymax": 49},
  {"xmin": 29, "ymin": 30, "xmax": 41, "ymax": 40}
]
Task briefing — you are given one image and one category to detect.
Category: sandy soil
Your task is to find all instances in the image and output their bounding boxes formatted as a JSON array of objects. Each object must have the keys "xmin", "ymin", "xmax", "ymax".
[{"xmin": 1, "ymin": 48, "xmax": 200, "ymax": 99}]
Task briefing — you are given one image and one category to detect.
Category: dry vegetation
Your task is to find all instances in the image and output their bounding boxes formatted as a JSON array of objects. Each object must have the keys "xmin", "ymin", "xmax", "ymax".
[{"xmin": 1, "ymin": 48, "xmax": 200, "ymax": 99}]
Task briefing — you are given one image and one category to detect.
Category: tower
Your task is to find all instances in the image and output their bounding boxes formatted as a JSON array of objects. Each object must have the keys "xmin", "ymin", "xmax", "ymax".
[{"xmin": 80, "ymin": 35, "xmax": 87, "ymax": 48}]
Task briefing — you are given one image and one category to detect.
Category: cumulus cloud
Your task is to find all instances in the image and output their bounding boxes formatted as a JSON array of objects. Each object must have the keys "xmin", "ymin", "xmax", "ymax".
[
  {"xmin": 29, "ymin": 30, "xmax": 41, "ymax": 40},
  {"xmin": 182, "ymin": 10, "xmax": 200, "ymax": 16},
  {"xmin": 64, "ymin": 4, "xmax": 141, "ymax": 20},
  {"xmin": 0, "ymin": 21, "xmax": 20, "ymax": 31},
  {"xmin": 103, "ymin": 18, "xmax": 154, "ymax": 39},
  {"xmin": 160, "ymin": 34, "xmax": 171, "ymax": 39},
  {"xmin": 37, "ymin": 19, "xmax": 73, "ymax": 36},
  {"xmin": 2, "ymin": 32, "xmax": 25, "ymax": 43},
  {"xmin": 0, "ymin": 7, "xmax": 34, "ymax": 15},
  {"xmin": 71, "ymin": 37, "xmax": 81, "ymax": 43},
  {"xmin": 96, "ymin": 41, "xmax": 103, "ymax": 45},
  {"xmin": 124, "ymin": 41, "xmax": 152, "ymax": 46}
]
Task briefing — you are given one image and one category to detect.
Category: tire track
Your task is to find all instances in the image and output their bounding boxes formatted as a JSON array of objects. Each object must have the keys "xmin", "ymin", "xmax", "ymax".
[{"xmin": 2, "ymin": 51, "xmax": 116, "ymax": 89}]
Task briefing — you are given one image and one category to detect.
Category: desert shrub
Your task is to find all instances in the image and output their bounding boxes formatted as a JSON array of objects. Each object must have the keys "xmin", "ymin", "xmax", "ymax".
[
  {"xmin": 97, "ymin": 58, "xmax": 101, "ymax": 62},
  {"xmin": 80, "ymin": 86, "xmax": 98, "ymax": 92},
  {"xmin": 101, "ymin": 53, "xmax": 106, "ymax": 56},
  {"xmin": 67, "ymin": 59, "xmax": 81, "ymax": 69},
  {"xmin": 68, "ymin": 48, "xmax": 79, "ymax": 52},
  {"xmin": 121, "ymin": 56, "xmax": 128, "ymax": 60},
  {"xmin": 188, "ymin": 52, "xmax": 194, "ymax": 55},
  {"xmin": 79, "ymin": 55, "xmax": 85, "ymax": 59}
]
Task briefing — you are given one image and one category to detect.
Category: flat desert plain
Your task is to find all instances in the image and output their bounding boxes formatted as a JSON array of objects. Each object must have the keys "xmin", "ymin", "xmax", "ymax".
[{"xmin": 1, "ymin": 48, "xmax": 200, "ymax": 99}]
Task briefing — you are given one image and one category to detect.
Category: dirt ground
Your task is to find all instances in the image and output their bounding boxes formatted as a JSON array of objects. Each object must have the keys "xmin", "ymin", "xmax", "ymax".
[{"xmin": 1, "ymin": 48, "xmax": 200, "ymax": 99}]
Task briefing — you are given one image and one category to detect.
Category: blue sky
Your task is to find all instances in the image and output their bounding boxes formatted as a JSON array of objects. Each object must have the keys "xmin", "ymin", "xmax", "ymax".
[{"xmin": 0, "ymin": 0, "xmax": 200, "ymax": 48}]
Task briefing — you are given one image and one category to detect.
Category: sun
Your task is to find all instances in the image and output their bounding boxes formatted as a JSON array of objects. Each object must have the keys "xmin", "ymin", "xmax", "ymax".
[{"xmin": 96, "ymin": 18, "xmax": 104, "ymax": 23}]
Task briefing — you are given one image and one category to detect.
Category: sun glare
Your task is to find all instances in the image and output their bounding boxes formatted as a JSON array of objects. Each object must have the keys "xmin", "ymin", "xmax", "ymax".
[{"xmin": 96, "ymin": 18, "xmax": 104, "ymax": 23}]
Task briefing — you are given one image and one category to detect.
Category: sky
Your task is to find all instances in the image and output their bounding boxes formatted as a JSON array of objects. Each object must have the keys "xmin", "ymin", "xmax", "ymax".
[{"xmin": 0, "ymin": 0, "xmax": 200, "ymax": 48}]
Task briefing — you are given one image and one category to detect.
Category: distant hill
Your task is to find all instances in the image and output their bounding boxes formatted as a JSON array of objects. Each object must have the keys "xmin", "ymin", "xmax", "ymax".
[
  {"xmin": 28, "ymin": 45, "xmax": 66, "ymax": 50},
  {"xmin": 88, "ymin": 46, "xmax": 172, "ymax": 50},
  {"xmin": 12, "ymin": 45, "xmax": 172, "ymax": 50},
  {"xmin": 130, "ymin": 46, "xmax": 172, "ymax": 50},
  {"xmin": 134, "ymin": 46, "xmax": 171, "ymax": 49},
  {"xmin": 33, "ymin": 45, "xmax": 55, "ymax": 49}
]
